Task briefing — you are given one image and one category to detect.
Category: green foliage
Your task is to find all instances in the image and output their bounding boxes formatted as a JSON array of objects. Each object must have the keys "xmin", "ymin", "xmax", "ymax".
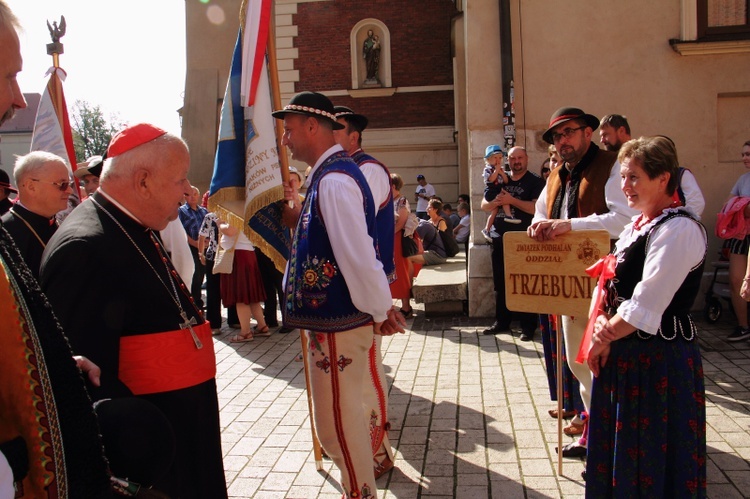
[{"xmin": 70, "ymin": 100, "xmax": 123, "ymax": 162}]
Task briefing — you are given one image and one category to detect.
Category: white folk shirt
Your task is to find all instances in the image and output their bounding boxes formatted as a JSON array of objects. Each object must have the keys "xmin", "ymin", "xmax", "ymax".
[
  {"xmin": 532, "ymin": 160, "xmax": 638, "ymax": 238},
  {"xmin": 354, "ymin": 149, "xmax": 390, "ymax": 211},
  {"xmin": 610, "ymin": 209, "xmax": 706, "ymax": 334}
]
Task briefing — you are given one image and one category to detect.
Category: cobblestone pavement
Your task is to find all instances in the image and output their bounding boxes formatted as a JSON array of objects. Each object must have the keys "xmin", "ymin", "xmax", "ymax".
[{"xmin": 214, "ymin": 308, "xmax": 750, "ymax": 498}]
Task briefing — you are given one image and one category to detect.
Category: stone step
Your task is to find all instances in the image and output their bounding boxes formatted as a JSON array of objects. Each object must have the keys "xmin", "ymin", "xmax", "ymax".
[{"xmin": 412, "ymin": 253, "xmax": 467, "ymax": 316}]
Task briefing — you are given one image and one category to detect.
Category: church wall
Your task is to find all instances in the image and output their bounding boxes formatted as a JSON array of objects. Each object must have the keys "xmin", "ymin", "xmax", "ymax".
[{"xmin": 508, "ymin": 0, "xmax": 750, "ymax": 286}]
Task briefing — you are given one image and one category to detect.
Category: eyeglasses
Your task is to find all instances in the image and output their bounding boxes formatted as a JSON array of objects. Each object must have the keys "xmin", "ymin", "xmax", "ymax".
[
  {"xmin": 551, "ymin": 126, "xmax": 585, "ymax": 143},
  {"xmin": 31, "ymin": 178, "xmax": 74, "ymax": 191}
]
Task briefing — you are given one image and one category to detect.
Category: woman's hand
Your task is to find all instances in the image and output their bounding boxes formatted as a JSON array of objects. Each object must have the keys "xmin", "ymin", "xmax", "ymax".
[
  {"xmin": 592, "ymin": 314, "xmax": 617, "ymax": 345},
  {"xmin": 587, "ymin": 342, "xmax": 611, "ymax": 378},
  {"xmin": 742, "ymin": 278, "xmax": 750, "ymax": 302}
]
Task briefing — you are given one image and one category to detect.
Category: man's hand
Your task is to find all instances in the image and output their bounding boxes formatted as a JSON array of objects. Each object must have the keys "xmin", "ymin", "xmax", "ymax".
[
  {"xmin": 495, "ymin": 189, "xmax": 514, "ymax": 207},
  {"xmin": 283, "ymin": 180, "xmax": 296, "ymax": 202},
  {"xmin": 74, "ymin": 355, "xmax": 101, "ymax": 387},
  {"xmin": 376, "ymin": 307, "xmax": 407, "ymax": 336},
  {"xmin": 527, "ymin": 219, "xmax": 571, "ymax": 241}
]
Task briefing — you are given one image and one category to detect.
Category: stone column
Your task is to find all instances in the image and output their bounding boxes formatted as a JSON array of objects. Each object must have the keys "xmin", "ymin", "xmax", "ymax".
[{"xmin": 463, "ymin": 0, "xmax": 504, "ymax": 317}]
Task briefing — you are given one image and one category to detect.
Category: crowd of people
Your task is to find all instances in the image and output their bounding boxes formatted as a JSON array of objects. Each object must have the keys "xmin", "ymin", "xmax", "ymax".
[{"xmin": 2, "ymin": 0, "xmax": 747, "ymax": 496}]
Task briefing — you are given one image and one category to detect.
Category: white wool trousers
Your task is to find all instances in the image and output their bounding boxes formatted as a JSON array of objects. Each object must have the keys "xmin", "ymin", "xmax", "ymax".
[
  {"xmin": 306, "ymin": 325, "xmax": 379, "ymax": 499},
  {"xmin": 562, "ymin": 315, "xmax": 593, "ymax": 413}
]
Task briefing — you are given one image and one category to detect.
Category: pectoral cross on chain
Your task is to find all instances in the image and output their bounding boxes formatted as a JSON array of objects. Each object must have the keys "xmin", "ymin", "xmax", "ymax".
[{"xmin": 180, "ymin": 311, "xmax": 203, "ymax": 349}]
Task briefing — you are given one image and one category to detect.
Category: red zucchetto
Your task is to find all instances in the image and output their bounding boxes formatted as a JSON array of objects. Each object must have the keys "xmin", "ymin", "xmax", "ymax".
[{"xmin": 107, "ymin": 123, "xmax": 168, "ymax": 158}]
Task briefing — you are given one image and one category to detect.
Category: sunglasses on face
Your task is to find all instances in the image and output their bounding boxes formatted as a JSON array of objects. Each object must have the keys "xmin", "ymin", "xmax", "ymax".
[{"xmin": 31, "ymin": 178, "xmax": 74, "ymax": 191}]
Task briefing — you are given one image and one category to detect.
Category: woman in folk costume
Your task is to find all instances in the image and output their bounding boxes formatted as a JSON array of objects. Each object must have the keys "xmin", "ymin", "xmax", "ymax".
[{"xmin": 585, "ymin": 136, "xmax": 706, "ymax": 497}]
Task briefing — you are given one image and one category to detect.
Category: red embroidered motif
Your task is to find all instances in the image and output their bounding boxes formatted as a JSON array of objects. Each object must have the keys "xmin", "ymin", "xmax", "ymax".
[{"xmin": 337, "ymin": 354, "xmax": 353, "ymax": 372}]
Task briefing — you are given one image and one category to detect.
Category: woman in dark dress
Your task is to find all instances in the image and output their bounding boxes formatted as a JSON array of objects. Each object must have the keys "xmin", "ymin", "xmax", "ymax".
[{"xmin": 585, "ymin": 136, "xmax": 707, "ymax": 497}]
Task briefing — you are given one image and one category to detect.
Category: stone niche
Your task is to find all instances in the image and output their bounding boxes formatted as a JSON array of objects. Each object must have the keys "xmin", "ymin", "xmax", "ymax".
[{"xmin": 350, "ymin": 18, "xmax": 392, "ymax": 90}]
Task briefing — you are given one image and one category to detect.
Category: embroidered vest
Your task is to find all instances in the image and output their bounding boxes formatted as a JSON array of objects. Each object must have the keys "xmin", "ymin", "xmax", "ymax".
[
  {"xmin": 351, "ymin": 149, "xmax": 396, "ymax": 283},
  {"xmin": 284, "ymin": 151, "xmax": 379, "ymax": 332},
  {"xmin": 604, "ymin": 211, "xmax": 706, "ymax": 340},
  {"xmin": 546, "ymin": 148, "xmax": 617, "ymax": 219}
]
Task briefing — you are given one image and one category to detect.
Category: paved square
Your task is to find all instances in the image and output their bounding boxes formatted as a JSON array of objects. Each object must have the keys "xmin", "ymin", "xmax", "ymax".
[{"xmin": 215, "ymin": 310, "xmax": 749, "ymax": 498}]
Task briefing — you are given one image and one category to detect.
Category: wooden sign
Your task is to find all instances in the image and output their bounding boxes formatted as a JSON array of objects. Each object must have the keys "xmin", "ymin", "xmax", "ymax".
[{"xmin": 503, "ymin": 230, "xmax": 610, "ymax": 317}]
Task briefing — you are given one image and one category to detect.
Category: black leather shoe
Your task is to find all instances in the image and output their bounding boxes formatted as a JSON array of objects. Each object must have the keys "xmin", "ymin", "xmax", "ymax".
[
  {"xmin": 483, "ymin": 322, "xmax": 511, "ymax": 335},
  {"xmin": 555, "ymin": 441, "xmax": 587, "ymax": 458},
  {"xmin": 520, "ymin": 331, "xmax": 534, "ymax": 341}
]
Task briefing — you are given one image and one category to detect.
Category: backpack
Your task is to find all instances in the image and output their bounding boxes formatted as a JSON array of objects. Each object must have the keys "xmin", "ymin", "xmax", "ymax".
[{"xmin": 436, "ymin": 217, "xmax": 460, "ymax": 257}]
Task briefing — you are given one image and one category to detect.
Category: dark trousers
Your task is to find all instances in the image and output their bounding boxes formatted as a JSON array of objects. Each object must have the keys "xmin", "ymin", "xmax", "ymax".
[
  {"xmin": 204, "ymin": 257, "xmax": 222, "ymax": 329},
  {"xmin": 189, "ymin": 245, "xmax": 205, "ymax": 309},
  {"xmin": 491, "ymin": 236, "xmax": 538, "ymax": 333},
  {"xmin": 226, "ymin": 305, "xmax": 238, "ymax": 326},
  {"xmin": 255, "ymin": 248, "xmax": 284, "ymax": 326}
]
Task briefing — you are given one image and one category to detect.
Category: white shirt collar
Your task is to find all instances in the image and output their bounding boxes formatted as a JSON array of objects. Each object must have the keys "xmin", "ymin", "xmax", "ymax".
[{"xmin": 303, "ymin": 144, "xmax": 344, "ymax": 189}]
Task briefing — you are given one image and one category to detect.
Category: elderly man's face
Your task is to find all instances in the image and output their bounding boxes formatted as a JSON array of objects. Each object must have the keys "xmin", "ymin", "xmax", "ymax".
[
  {"xmin": 147, "ymin": 144, "xmax": 191, "ymax": 230},
  {"xmin": 24, "ymin": 161, "xmax": 73, "ymax": 218},
  {"xmin": 0, "ymin": 25, "xmax": 27, "ymax": 125}
]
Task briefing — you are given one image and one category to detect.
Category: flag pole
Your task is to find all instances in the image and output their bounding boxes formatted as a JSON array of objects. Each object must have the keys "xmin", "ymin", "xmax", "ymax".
[
  {"xmin": 45, "ymin": 16, "xmax": 83, "ymax": 202},
  {"xmin": 266, "ymin": 3, "xmax": 289, "ymax": 186},
  {"xmin": 556, "ymin": 314, "xmax": 563, "ymax": 476},
  {"xmin": 265, "ymin": 4, "xmax": 320, "ymax": 466}
]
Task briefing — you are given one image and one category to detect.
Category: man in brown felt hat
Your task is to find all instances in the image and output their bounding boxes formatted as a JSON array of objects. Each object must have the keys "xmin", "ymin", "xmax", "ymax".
[
  {"xmin": 274, "ymin": 91, "xmax": 405, "ymax": 499},
  {"xmin": 528, "ymin": 106, "xmax": 637, "ymax": 459},
  {"xmin": 41, "ymin": 123, "xmax": 227, "ymax": 498}
]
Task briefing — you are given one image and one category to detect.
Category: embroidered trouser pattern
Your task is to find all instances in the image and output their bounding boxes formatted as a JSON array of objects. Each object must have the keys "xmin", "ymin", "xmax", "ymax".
[
  {"xmin": 363, "ymin": 333, "xmax": 393, "ymax": 464},
  {"xmin": 562, "ymin": 315, "xmax": 593, "ymax": 413},
  {"xmin": 307, "ymin": 326, "xmax": 377, "ymax": 499}
]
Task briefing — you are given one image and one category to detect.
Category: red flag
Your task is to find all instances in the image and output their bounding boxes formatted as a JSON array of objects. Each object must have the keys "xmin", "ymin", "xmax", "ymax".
[{"xmin": 240, "ymin": 0, "xmax": 272, "ymax": 107}]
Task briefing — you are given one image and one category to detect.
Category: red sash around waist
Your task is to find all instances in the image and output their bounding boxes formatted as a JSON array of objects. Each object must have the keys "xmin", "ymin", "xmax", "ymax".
[{"xmin": 119, "ymin": 322, "xmax": 216, "ymax": 395}]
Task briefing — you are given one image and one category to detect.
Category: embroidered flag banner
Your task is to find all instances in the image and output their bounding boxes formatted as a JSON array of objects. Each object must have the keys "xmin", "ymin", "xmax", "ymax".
[
  {"xmin": 31, "ymin": 66, "xmax": 83, "ymax": 212},
  {"xmin": 208, "ymin": 0, "xmax": 287, "ymax": 272}
]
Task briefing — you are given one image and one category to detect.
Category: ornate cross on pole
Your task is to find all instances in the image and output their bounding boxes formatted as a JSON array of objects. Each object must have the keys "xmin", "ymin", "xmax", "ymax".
[{"xmin": 180, "ymin": 311, "xmax": 203, "ymax": 349}]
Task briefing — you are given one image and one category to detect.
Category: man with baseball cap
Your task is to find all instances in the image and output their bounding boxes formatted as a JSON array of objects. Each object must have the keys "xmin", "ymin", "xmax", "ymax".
[
  {"xmin": 528, "ymin": 106, "xmax": 636, "ymax": 459},
  {"xmin": 414, "ymin": 173, "xmax": 435, "ymax": 220},
  {"xmin": 334, "ymin": 104, "xmax": 398, "ymax": 478},
  {"xmin": 41, "ymin": 123, "xmax": 227, "ymax": 498},
  {"xmin": 274, "ymin": 91, "xmax": 404, "ymax": 498}
]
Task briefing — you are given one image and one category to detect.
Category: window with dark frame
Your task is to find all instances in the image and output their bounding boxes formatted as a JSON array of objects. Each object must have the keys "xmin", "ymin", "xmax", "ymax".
[{"xmin": 698, "ymin": 0, "xmax": 750, "ymax": 41}]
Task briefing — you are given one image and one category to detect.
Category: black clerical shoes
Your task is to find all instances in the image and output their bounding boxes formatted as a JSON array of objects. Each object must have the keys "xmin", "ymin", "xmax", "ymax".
[{"xmin": 556, "ymin": 441, "xmax": 587, "ymax": 458}]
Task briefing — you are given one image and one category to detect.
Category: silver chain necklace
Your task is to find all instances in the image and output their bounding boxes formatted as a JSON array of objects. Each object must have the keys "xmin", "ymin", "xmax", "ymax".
[{"xmin": 90, "ymin": 197, "xmax": 203, "ymax": 349}]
